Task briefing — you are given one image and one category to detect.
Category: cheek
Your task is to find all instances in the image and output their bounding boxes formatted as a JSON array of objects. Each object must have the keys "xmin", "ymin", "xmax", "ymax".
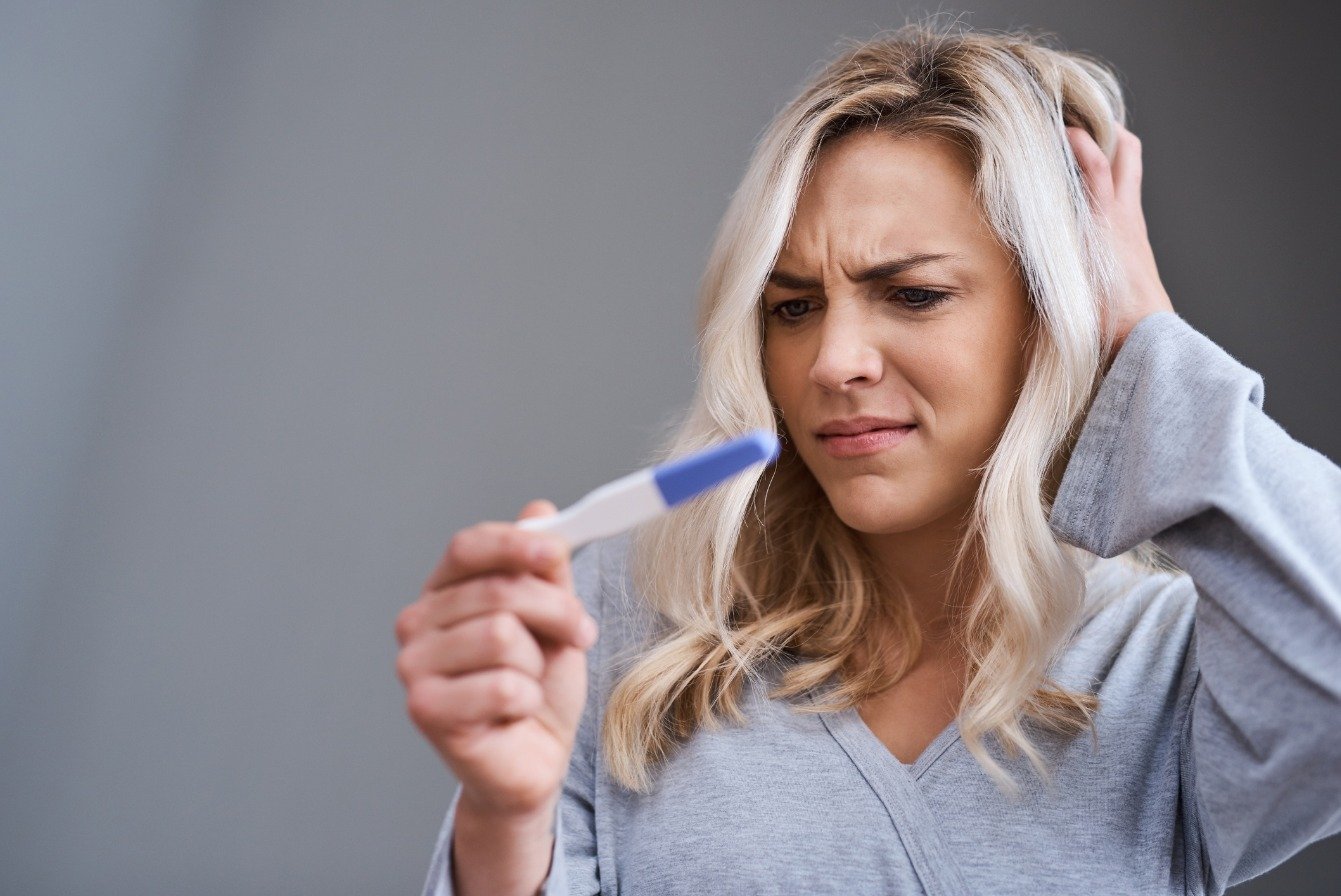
[
  {"xmin": 763, "ymin": 349, "xmax": 806, "ymax": 418},
  {"xmin": 915, "ymin": 343, "xmax": 1020, "ymax": 457}
]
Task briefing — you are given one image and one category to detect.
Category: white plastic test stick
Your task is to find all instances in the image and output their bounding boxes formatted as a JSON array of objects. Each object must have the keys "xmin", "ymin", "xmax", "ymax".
[{"xmin": 517, "ymin": 429, "xmax": 780, "ymax": 550}]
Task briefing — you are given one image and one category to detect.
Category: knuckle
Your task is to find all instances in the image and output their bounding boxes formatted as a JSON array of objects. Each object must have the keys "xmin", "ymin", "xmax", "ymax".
[
  {"xmin": 494, "ymin": 670, "xmax": 538, "ymax": 711},
  {"xmin": 444, "ymin": 532, "xmax": 470, "ymax": 572},
  {"xmin": 477, "ymin": 577, "xmax": 503, "ymax": 610},
  {"xmin": 394, "ymin": 604, "xmax": 419, "ymax": 645},
  {"xmin": 567, "ymin": 598, "xmax": 591, "ymax": 634},
  {"xmin": 404, "ymin": 681, "xmax": 439, "ymax": 724},
  {"xmin": 478, "ymin": 521, "xmax": 512, "ymax": 548},
  {"xmin": 485, "ymin": 612, "xmax": 520, "ymax": 650},
  {"xmin": 490, "ymin": 671, "xmax": 520, "ymax": 704},
  {"xmin": 481, "ymin": 575, "xmax": 517, "ymax": 610},
  {"xmin": 565, "ymin": 591, "xmax": 587, "ymax": 618},
  {"xmin": 505, "ymin": 528, "xmax": 537, "ymax": 563},
  {"xmin": 497, "ymin": 522, "xmax": 521, "ymax": 548},
  {"xmin": 394, "ymin": 647, "xmax": 415, "ymax": 686}
]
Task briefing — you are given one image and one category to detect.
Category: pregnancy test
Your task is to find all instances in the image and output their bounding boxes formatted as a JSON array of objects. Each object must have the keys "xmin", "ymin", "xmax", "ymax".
[{"xmin": 517, "ymin": 429, "xmax": 780, "ymax": 550}]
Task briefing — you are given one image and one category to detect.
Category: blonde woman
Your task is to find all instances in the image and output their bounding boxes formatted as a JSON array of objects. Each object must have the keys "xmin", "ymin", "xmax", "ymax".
[{"xmin": 395, "ymin": 21, "xmax": 1341, "ymax": 896}]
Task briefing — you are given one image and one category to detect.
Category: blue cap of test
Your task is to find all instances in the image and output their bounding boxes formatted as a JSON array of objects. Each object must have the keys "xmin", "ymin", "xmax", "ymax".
[{"xmin": 652, "ymin": 429, "xmax": 781, "ymax": 507}]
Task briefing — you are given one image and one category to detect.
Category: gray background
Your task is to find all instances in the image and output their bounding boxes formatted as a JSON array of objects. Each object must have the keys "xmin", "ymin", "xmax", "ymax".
[{"xmin": 2, "ymin": 1, "xmax": 1336, "ymax": 893}]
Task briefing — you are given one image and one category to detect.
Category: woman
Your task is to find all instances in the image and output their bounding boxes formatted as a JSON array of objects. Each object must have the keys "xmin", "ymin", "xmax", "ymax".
[{"xmin": 395, "ymin": 21, "xmax": 1341, "ymax": 895}]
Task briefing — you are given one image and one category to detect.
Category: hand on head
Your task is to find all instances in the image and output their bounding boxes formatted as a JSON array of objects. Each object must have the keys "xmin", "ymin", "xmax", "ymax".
[{"xmin": 1066, "ymin": 122, "xmax": 1177, "ymax": 369}]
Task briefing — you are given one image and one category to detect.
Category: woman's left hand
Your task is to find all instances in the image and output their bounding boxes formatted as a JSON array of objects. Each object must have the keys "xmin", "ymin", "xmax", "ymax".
[{"xmin": 1066, "ymin": 122, "xmax": 1176, "ymax": 370}]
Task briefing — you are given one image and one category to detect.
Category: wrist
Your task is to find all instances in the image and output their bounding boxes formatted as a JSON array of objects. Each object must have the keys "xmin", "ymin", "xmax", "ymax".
[
  {"xmin": 457, "ymin": 787, "xmax": 559, "ymax": 834},
  {"xmin": 1107, "ymin": 307, "xmax": 1176, "ymax": 372},
  {"xmin": 452, "ymin": 789, "xmax": 559, "ymax": 896}
]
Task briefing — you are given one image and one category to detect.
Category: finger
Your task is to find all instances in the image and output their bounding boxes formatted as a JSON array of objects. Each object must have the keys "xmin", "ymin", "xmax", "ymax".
[
  {"xmin": 515, "ymin": 499, "xmax": 573, "ymax": 593},
  {"xmin": 405, "ymin": 669, "xmax": 544, "ymax": 732},
  {"xmin": 518, "ymin": 499, "xmax": 558, "ymax": 520},
  {"xmin": 408, "ymin": 572, "xmax": 596, "ymax": 650},
  {"xmin": 1065, "ymin": 125, "xmax": 1115, "ymax": 210},
  {"xmin": 1110, "ymin": 125, "xmax": 1143, "ymax": 207},
  {"xmin": 397, "ymin": 612, "xmax": 547, "ymax": 685},
  {"xmin": 424, "ymin": 520, "xmax": 570, "ymax": 592}
]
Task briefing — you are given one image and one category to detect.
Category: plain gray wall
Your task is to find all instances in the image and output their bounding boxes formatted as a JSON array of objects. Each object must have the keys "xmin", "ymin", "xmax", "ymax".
[{"xmin": 2, "ymin": 2, "xmax": 1336, "ymax": 894}]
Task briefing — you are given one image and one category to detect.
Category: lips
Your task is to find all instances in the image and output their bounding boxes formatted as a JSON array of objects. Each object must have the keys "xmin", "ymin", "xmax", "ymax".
[
  {"xmin": 815, "ymin": 423, "xmax": 917, "ymax": 459},
  {"xmin": 814, "ymin": 416, "xmax": 916, "ymax": 438},
  {"xmin": 812, "ymin": 416, "xmax": 918, "ymax": 460}
]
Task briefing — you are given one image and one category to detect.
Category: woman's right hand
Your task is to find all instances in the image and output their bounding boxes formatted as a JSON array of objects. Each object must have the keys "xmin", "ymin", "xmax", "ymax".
[{"xmin": 395, "ymin": 500, "xmax": 599, "ymax": 820}]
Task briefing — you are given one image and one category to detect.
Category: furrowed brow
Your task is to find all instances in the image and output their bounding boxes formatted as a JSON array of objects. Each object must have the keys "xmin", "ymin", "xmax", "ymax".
[{"xmin": 767, "ymin": 253, "xmax": 960, "ymax": 290}]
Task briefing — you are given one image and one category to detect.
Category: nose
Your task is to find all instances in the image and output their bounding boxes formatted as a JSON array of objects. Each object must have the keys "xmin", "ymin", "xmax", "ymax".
[{"xmin": 809, "ymin": 302, "xmax": 883, "ymax": 392}]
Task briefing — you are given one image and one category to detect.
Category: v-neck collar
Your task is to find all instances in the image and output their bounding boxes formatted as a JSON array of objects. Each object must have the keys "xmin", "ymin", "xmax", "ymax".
[
  {"xmin": 895, "ymin": 715, "xmax": 962, "ymax": 778},
  {"xmin": 807, "ymin": 685, "xmax": 974, "ymax": 896}
]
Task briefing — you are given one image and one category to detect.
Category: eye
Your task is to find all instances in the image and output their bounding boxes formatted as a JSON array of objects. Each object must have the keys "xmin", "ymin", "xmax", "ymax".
[
  {"xmin": 767, "ymin": 298, "xmax": 815, "ymax": 325},
  {"xmin": 892, "ymin": 287, "xmax": 951, "ymax": 311}
]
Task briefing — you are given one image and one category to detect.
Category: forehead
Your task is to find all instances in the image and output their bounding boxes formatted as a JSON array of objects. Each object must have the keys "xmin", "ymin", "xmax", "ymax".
[{"xmin": 778, "ymin": 130, "xmax": 996, "ymax": 268}]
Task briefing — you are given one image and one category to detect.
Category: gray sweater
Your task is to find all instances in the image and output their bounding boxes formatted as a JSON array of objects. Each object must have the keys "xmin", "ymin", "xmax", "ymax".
[{"xmin": 421, "ymin": 312, "xmax": 1341, "ymax": 895}]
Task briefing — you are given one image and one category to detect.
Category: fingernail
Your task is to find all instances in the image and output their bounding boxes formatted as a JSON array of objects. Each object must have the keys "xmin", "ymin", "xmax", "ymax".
[{"xmin": 577, "ymin": 617, "xmax": 599, "ymax": 649}]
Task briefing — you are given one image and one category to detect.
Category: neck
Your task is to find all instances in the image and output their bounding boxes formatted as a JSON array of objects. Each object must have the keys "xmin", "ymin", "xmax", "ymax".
[{"xmin": 856, "ymin": 506, "xmax": 980, "ymax": 650}]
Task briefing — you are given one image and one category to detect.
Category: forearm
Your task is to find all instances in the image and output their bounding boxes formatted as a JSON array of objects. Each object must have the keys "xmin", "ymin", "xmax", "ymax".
[
  {"xmin": 1051, "ymin": 310, "xmax": 1341, "ymax": 886},
  {"xmin": 451, "ymin": 791, "xmax": 559, "ymax": 896}
]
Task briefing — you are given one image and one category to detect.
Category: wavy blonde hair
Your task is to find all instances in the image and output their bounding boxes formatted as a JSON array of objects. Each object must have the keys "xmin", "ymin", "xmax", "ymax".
[{"xmin": 603, "ymin": 18, "xmax": 1173, "ymax": 798}]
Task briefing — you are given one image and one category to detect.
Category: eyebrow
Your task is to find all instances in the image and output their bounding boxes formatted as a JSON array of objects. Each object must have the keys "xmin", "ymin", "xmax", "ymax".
[{"xmin": 766, "ymin": 253, "xmax": 961, "ymax": 290}]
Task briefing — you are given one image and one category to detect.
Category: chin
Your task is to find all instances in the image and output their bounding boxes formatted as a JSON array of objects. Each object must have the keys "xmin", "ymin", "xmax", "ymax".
[
  {"xmin": 831, "ymin": 504, "xmax": 926, "ymax": 536},
  {"xmin": 823, "ymin": 480, "xmax": 929, "ymax": 535}
]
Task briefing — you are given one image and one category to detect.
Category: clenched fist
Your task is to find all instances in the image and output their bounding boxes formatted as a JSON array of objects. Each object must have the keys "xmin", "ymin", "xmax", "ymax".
[{"xmin": 395, "ymin": 500, "xmax": 598, "ymax": 820}]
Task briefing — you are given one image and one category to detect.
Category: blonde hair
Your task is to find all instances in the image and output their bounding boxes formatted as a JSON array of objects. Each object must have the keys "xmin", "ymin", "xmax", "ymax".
[{"xmin": 603, "ymin": 17, "xmax": 1172, "ymax": 798}]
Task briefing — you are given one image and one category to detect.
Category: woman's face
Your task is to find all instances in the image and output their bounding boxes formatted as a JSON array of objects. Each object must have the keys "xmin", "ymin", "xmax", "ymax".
[{"xmin": 762, "ymin": 130, "xmax": 1034, "ymax": 540}]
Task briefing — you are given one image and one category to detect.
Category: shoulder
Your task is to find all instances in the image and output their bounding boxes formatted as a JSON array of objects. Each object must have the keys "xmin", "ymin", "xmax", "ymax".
[
  {"xmin": 1053, "ymin": 554, "xmax": 1199, "ymax": 693},
  {"xmin": 569, "ymin": 531, "xmax": 636, "ymax": 619},
  {"xmin": 570, "ymin": 531, "xmax": 669, "ymax": 667}
]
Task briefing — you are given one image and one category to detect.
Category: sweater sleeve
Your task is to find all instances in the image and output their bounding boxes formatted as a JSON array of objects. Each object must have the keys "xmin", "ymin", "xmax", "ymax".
[
  {"xmin": 418, "ymin": 538, "xmax": 607, "ymax": 896},
  {"xmin": 1049, "ymin": 311, "xmax": 1341, "ymax": 893}
]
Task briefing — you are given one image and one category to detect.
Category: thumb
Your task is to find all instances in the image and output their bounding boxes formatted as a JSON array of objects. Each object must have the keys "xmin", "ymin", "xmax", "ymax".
[
  {"xmin": 514, "ymin": 499, "xmax": 573, "ymax": 593},
  {"xmin": 517, "ymin": 498, "xmax": 559, "ymax": 522}
]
